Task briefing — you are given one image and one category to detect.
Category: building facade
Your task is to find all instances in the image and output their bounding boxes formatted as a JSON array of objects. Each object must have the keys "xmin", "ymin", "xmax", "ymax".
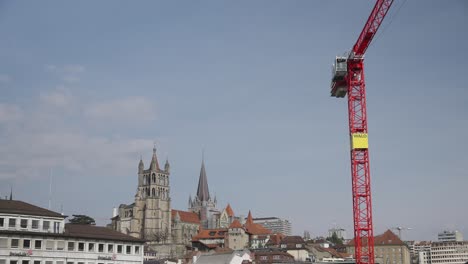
[
  {"xmin": 252, "ymin": 217, "xmax": 292, "ymax": 236},
  {"xmin": 430, "ymin": 241, "xmax": 468, "ymax": 264},
  {"xmin": 347, "ymin": 230, "xmax": 410, "ymax": 264},
  {"xmin": 0, "ymin": 200, "xmax": 144, "ymax": 264},
  {"xmin": 437, "ymin": 231, "xmax": 463, "ymax": 242}
]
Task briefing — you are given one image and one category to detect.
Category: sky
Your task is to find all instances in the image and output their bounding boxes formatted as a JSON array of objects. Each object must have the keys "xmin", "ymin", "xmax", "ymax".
[{"xmin": 0, "ymin": 1, "xmax": 467, "ymax": 241}]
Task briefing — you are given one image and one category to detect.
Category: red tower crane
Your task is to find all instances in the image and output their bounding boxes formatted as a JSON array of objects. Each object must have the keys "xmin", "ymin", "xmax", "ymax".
[{"xmin": 330, "ymin": 1, "xmax": 394, "ymax": 264}]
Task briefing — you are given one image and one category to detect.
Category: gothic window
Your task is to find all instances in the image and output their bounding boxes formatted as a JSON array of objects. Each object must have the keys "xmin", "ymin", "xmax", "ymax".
[
  {"xmin": 146, "ymin": 188, "xmax": 150, "ymax": 196},
  {"xmin": 152, "ymin": 188, "xmax": 156, "ymax": 197},
  {"xmin": 152, "ymin": 173, "xmax": 156, "ymax": 183}
]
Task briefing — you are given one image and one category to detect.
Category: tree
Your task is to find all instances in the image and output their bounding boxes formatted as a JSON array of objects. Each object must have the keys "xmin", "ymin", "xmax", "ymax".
[
  {"xmin": 68, "ymin": 215, "xmax": 96, "ymax": 225},
  {"xmin": 327, "ymin": 231, "xmax": 343, "ymax": 245}
]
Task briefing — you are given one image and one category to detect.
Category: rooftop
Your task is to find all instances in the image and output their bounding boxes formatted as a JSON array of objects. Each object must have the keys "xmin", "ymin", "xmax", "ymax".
[{"xmin": 0, "ymin": 200, "xmax": 66, "ymax": 218}]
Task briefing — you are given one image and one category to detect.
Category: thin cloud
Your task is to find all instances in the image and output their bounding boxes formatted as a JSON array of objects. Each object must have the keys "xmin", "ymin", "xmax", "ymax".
[
  {"xmin": 0, "ymin": 103, "xmax": 22, "ymax": 123},
  {"xmin": 39, "ymin": 87, "xmax": 73, "ymax": 108},
  {"xmin": 0, "ymin": 74, "xmax": 10, "ymax": 83},
  {"xmin": 85, "ymin": 96, "xmax": 156, "ymax": 122},
  {"xmin": 45, "ymin": 64, "xmax": 85, "ymax": 83}
]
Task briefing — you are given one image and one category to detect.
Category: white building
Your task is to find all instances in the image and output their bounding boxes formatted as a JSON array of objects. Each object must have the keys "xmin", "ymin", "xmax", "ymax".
[
  {"xmin": 328, "ymin": 227, "xmax": 347, "ymax": 240},
  {"xmin": 437, "ymin": 231, "xmax": 463, "ymax": 242},
  {"xmin": 252, "ymin": 217, "xmax": 291, "ymax": 236},
  {"xmin": 0, "ymin": 199, "xmax": 145, "ymax": 264},
  {"xmin": 430, "ymin": 241, "xmax": 468, "ymax": 264}
]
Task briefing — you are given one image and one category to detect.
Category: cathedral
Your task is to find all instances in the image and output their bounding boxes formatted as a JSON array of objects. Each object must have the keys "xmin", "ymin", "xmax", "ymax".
[{"xmin": 110, "ymin": 147, "xmax": 236, "ymax": 258}]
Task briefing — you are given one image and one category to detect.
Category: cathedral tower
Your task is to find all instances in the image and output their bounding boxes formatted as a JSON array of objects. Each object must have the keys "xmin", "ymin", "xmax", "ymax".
[{"xmin": 188, "ymin": 157, "xmax": 217, "ymax": 228}]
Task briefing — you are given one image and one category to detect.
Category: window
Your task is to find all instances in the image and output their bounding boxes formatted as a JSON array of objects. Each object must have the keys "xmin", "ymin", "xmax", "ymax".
[
  {"xmin": 23, "ymin": 239, "xmax": 31, "ymax": 248},
  {"xmin": 66, "ymin": 262, "xmax": 74, "ymax": 264},
  {"xmin": 43, "ymin": 221, "xmax": 50, "ymax": 231},
  {"xmin": 10, "ymin": 261, "xmax": 18, "ymax": 264},
  {"xmin": 98, "ymin": 243, "xmax": 104, "ymax": 252},
  {"xmin": 20, "ymin": 219, "xmax": 28, "ymax": 228},
  {"xmin": 77, "ymin": 262, "xmax": 85, "ymax": 264},
  {"xmin": 126, "ymin": 245, "xmax": 131, "ymax": 254},
  {"xmin": 45, "ymin": 262, "xmax": 53, "ymax": 264},
  {"xmin": 53, "ymin": 222, "xmax": 61, "ymax": 233},
  {"xmin": 78, "ymin": 242, "xmax": 85, "ymax": 251},
  {"xmin": 11, "ymin": 238, "xmax": 19, "ymax": 248},
  {"xmin": 117, "ymin": 245, "xmax": 123, "ymax": 253},
  {"xmin": 273, "ymin": 255, "xmax": 280, "ymax": 260},
  {"xmin": 0, "ymin": 217, "xmax": 4, "ymax": 227},
  {"xmin": 68, "ymin": 241, "xmax": 75, "ymax": 251},
  {"xmin": 9, "ymin": 218, "xmax": 16, "ymax": 228},
  {"xmin": 88, "ymin": 243, "xmax": 95, "ymax": 252},
  {"xmin": 108, "ymin": 244, "xmax": 114, "ymax": 253},
  {"xmin": 22, "ymin": 260, "xmax": 29, "ymax": 264},
  {"xmin": 56, "ymin": 262, "xmax": 64, "ymax": 264},
  {"xmin": 0, "ymin": 259, "xmax": 6, "ymax": 264},
  {"xmin": 135, "ymin": 246, "xmax": 140, "ymax": 254},
  {"xmin": 0, "ymin": 238, "xmax": 7, "ymax": 248},
  {"xmin": 34, "ymin": 261, "xmax": 40, "ymax": 264},
  {"xmin": 34, "ymin": 240, "xmax": 42, "ymax": 249},
  {"xmin": 46, "ymin": 240, "xmax": 54, "ymax": 250},
  {"xmin": 260, "ymin": 256, "xmax": 268, "ymax": 260},
  {"xmin": 57, "ymin": 241, "xmax": 65, "ymax": 250},
  {"xmin": 32, "ymin": 220, "xmax": 39, "ymax": 229}
]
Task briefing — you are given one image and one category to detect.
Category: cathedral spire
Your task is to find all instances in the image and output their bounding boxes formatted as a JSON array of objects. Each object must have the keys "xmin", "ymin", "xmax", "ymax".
[
  {"xmin": 150, "ymin": 144, "xmax": 160, "ymax": 171},
  {"xmin": 138, "ymin": 156, "xmax": 144, "ymax": 173},
  {"xmin": 246, "ymin": 210, "xmax": 253, "ymax": 225},
  {"xmin": 196, "ymin": 157, "xmax": 210, "ymax": 202}
]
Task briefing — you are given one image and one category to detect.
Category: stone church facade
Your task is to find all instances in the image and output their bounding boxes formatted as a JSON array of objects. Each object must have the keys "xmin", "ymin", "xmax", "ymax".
[{"xmin": 111, "ymin": 147, "xmax": 200, "ymax": 258}]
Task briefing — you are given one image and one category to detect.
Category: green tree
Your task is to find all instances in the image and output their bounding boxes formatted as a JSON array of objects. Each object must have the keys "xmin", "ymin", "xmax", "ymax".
[
  {"xmin": 68, "ymin": 215, "xmax": 96, "ymax": 225},
  {"xmin": 327, "ymin": 232, "xmax": 343, "ymax": 245}
]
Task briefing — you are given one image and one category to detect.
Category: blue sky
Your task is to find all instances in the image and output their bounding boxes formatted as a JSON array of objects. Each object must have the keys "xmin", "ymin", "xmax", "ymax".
[{"xmin": 0, "ymin": 1, "xmax": 467, "ymax": 241}]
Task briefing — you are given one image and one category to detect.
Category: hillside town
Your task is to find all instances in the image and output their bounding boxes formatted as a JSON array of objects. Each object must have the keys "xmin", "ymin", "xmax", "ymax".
[{"xmin": 1, "ymin": 148, "xmax": 467, "ymax": 264}]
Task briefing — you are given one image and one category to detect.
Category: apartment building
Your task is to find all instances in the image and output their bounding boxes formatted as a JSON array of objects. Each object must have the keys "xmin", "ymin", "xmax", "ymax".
[{"xmin": 0, "ymin": 199, "xmax": 145, "ymax": 264}]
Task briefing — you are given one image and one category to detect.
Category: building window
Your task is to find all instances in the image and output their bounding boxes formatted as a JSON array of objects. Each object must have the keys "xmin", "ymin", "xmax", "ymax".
[
  {"xmin": 273, "ymin": 255, "xmax": 280, "ymax": 260},
  {"xmin": 135, "ymin": 246, "xmax": 140, "ymax": 254},
  {"xmin": 21, "ymin": 261, "xmax": 29, "ymax": 264},
  {"xmin": 78, "ymin": 242, "xmax": 85, "ymax": 251},
  {"xmin": 0, "ymin": 260, "xmax": 6, "ymax": 264},
  {"xmin": 23, "ymin": 239, "xmax": 31, "ymax": 249},
  {"xmin": 57, "ymin": 241, "xmax": 65, "ymax": 250},
  {"xmin": 0, "ymin": 238, "xmax": 7, "ymax": 248},
  {"xmin": 34, "ymin": 261, "xmax": 40, "ymax": 264},
  {"xmin": 32, "ymin": 220, "xmax": 39, "ymax": 229},
  {"xmin": 117, "ymin": 245, "xmax": 123, "ymax": 253},
  {"xmin": 66, "ymin": 262, "xmax": 74, "ymax": 264},
  {"xmin": 46, "ymin": 240, "xmax": 54, "ymax": 250},
  {"xmin": 98, "ymin": 243, "xmax": 104, "ymax": 252},
  {"xmin": 11, "ymin": 238, "xmax": 19, "ymax": 248},
  {"xmin": 9, "ymin": 218, "xmax": 16, "ymax": 228},
  {"xmin": 126, "ymin": 245, "xmax": 132, "ymax": 254},
  {"xmin": 68, "ymin": 241, "xmax": 75, "ymax": 251},
  {"xmin": 34, "ymin": 240, "xmax": 42, "ymax": 249},
  {"xmin": 10, "ymin": 261, "xmax": 18, "ymax": 264},
  {"xmin": 53, "ymin": 222, "xmax": 61, "ymax": 233},
  {"xmin": 108, "ymin": 244, "xmax": 114, "ymax": 253},
  {"xmin": 88, "ymin": 243, "xmax": 95, "ymax": 252},
  {"xmin": 0, "ymin": 217, "xmax": 4, "ymax": 227},
  {"xmin": 43, "ymin": 221, "xmax": 50, "ymax": 231},
  {"xmin": 56, "ymin": 262, "xmax": 64, "ymax": 264},
  {"xmin": 20, "ymin": 219, "xmax": 28, "ymax": 228}
]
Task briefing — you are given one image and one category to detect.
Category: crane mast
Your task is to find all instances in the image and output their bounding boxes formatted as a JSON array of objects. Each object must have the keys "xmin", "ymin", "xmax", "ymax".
[{"xmin": 330, "ymin": 1, "xmax": 394, "ymax": 264}]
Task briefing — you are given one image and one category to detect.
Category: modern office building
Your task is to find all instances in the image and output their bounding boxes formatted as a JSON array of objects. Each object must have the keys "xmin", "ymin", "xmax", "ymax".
[
  {"xmin": 430, "ymin": 241, "xmax": 468, "ymax": 264},
  {"xmin": 0, "ymin": 199, "xmax": 145, "ymax": 264},
  {"xmin": 252, "ymin": 217, "xmax": 292, "ymax": 236},
  {"xmin": 437, "ymin": 231, "xmax": 463, "ymax": 242}
]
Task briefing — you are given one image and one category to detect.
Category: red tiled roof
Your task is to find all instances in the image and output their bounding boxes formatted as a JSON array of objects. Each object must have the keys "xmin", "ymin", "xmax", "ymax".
[
  {"xmin": 192, "ymin": 229, "xmax": 228, "ymax": 241},
  {"xmin": 64, "ymin": 224, "xmax": 144, "ymax": 242},
  {"xmin": 266, "ymin": 233, "xmax": 285, "ymax": 246},
  {"xmin": 347, "ymin": 229, "xmax": 404, "ymax": 246},
  {"xmin": 244, "ymin": 211, "xmax": 272, "ymax": 235},
  {"xmin": 225, "ymin": 204, "xmax": 234, "ymax": 217},
  {"xmin": 172, "ymin": 209, "xmax": 200, "ymax": 224},
  {"xmin": 314, "ymin": 246, "xmax": 352, "ymax": 259},
  {"xmin": 229, "ymin": 219, "xmax": 243, "ymax": 229}
]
